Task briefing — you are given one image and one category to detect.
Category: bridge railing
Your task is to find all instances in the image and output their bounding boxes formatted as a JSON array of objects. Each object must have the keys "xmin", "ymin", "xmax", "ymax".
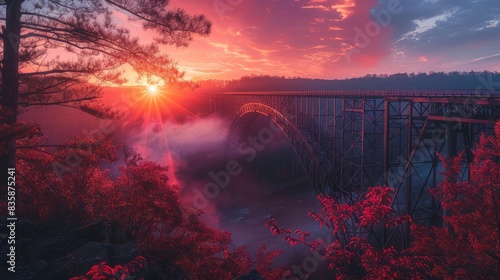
[{"xmin": 220, "ymin": 89, "xmax": 500, "ymax": 99}]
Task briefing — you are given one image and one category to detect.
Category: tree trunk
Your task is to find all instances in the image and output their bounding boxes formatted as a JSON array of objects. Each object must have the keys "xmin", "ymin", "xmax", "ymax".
[{"xmin": 1, "ymin": 0, "xmax": 23, "ymax": 191}]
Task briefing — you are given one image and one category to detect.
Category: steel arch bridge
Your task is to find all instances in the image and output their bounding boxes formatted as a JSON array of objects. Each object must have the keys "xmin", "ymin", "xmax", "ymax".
[{"xmin": 213, "ymin": 90, "xmax": 500, "ymax": 246}]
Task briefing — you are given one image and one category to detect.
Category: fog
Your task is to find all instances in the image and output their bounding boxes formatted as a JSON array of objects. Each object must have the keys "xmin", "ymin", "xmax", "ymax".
[
  {"xmin": 124, "ymin": 111, "xmax": 332, "ymax": 275},
  {"xmin": 21, "ymin": 88, "xmax": 333, "ymax": 276}
]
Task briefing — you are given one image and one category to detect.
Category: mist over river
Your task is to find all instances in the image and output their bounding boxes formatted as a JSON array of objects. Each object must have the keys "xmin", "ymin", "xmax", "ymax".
[
  {"xmin": 127, "ymin": 112, "xmax": 333, "ymax": 277},
  {"xmin": 20, "ymin": 88, "xmax": 334, "ymax": 277}
]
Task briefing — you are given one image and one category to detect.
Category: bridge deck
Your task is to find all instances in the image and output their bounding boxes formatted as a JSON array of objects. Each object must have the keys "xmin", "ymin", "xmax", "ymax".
[{"xmin": 221, "ymin": 90, "xmax": 500, "ymax": 103}]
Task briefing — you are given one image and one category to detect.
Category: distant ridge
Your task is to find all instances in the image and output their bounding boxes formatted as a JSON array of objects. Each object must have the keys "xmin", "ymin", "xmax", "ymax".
[{"xmin": 195, "ymin": 71, "xmax": 500, "ymax": 92}]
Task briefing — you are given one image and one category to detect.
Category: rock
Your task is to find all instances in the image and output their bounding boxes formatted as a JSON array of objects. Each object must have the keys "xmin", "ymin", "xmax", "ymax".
[
  {"xmin": 74, "ymin": 221, "xmax": 134, "ymax": 244},
  {"xmin": 0, "ymin": 260, "xmax": 49, "ymax": 280},
  {"xmin": 113, "ymin": 240, "xmax": 139, "ymax": 265},
  {"xmin": 39, "ymin": 242, "xmax": 107, "ymax": 280},
  {"xmin": 0, "ymin": 219, "xmax": 141, "ymax": 279},
  {"xmin": 235, "ymin": 269, "xmax": 266, "ymax": 280}
]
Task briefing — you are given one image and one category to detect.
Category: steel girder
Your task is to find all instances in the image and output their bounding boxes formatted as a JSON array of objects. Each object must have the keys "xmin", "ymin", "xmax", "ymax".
[
  {"xmin": 218, "ymin": 91, "xmax": 500, "ymax": 246},
  {"xmin": 226, "ymin": 102, "xmax": 339, "ymax": 195}
]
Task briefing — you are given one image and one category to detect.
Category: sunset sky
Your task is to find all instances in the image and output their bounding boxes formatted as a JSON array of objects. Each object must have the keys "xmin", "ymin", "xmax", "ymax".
[{"xmin": 139, "ymin": 0, "xmax": 500, "ymax": 81}]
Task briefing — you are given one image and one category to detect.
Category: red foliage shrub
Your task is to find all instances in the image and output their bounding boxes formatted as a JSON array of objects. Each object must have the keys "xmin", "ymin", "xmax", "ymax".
[
  {"xmin": 17, "ymin": 133, "xmax": 283, "ymax": 279},
  {"xmin": 69, "ymin": 256, "xmax": 148, "ymax": 280},
  {"xmin": 255, "ymin": 246, "xmax": 286, "ymax": 279},
  {"xmin": 16, "ymin": 132, "xmax": 117, "ymax": 223},
  {"xmin": 267, "ymin": 187, "xmax": 429, "ymax": 279},
  {"xmin": 410, "ymin": 122, "xmax": 500, "ymax": 279}
]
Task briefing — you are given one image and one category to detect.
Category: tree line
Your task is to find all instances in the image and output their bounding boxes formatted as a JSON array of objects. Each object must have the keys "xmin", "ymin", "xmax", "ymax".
[{"xmin": 196, "ymin": 71, "xmax": 500, "ymax": 92}]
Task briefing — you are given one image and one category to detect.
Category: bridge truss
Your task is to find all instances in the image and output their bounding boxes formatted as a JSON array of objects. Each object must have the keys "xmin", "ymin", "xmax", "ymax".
[{"xmin": 214, "ymin": 90, "xmax": 500, "ymax": 247}]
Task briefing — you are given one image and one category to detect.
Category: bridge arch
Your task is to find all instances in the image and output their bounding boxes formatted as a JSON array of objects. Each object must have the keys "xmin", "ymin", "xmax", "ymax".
[
  {"xmin": 217, "ymin": 91, "xmax": 500, "ymax": 247},
  {"xmin": 225, "ymin": 102, "xmax": 341, "ymax": 196}
]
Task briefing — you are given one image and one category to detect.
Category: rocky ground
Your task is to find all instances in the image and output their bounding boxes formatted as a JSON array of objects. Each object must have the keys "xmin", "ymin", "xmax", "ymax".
[
  {"xmin": 0, "ymin": 220, "xmax": 264, "ymax": 280},
  {"xmin": 0, "ymin": 220, "xmax": 141, "ymax": 279}
]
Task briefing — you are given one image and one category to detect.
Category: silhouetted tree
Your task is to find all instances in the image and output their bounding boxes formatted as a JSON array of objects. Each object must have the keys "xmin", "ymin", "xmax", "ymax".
[{"xmin": 0, "ymin": 0, "xmax": 211, "ymax": 187}]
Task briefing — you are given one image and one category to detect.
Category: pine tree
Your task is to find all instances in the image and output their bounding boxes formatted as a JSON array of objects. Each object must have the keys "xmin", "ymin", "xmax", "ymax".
[{"xmin": 0, "ymin": 0, "xmax": 211, "ymax": 189}]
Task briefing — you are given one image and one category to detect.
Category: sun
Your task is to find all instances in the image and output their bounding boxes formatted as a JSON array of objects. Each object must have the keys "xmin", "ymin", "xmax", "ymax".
[{"xmin": 148, "ymin": 85, "xmax": 158, "ymax": 95}]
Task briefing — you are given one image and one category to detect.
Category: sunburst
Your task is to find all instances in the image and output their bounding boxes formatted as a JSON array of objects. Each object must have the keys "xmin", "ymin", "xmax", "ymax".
[{"xmin": 148, "ymin": 85, "xmax": 158, "ymax": 95}]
